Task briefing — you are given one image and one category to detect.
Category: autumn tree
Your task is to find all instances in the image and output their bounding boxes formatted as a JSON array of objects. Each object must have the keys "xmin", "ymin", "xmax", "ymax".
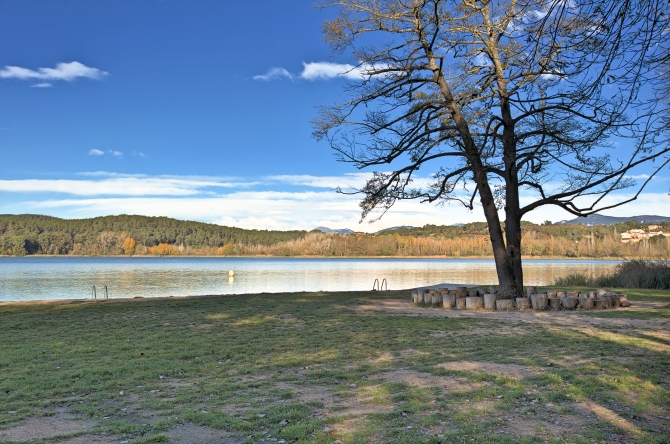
[
  {"xmin": 148, "ymin": 243, "xmax": 180, "ymax": 256},
  {"xmin": 313, "ymin": 0, "xmax": 670, "ymax": 297},
  {"xmin": 122, "ymin": 237, "xmax": 136, "ymax": 256}
]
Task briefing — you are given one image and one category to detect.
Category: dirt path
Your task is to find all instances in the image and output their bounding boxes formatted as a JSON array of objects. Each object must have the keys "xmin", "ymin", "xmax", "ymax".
[{"xmin": 353, "ymin": 298, "xmax": 669, "ymax": 330}]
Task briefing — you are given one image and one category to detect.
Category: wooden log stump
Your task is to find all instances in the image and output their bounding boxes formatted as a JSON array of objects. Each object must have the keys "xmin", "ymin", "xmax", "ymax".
[
  {"xmin": 547, "ymin": 290, "xmax": 557, "ymax": 298},
  {"xmin": 567, "ymin": 291, "xmax": 580, "ymax": 298},
  {"xmin": 578, "ymin": 292, "xmax": 589, "ymax": 298},
  {"xmin": 531, "ymin": 294, "xmax": 548, "ymax": 310},
  {"xmin": 467, "ymin": 290, "xmax": 479, "ymax": 297},
  {"xmin": 420, "ymin": 290, "xmax": 430, "ymax": 304},
  {"xmin": 442, "ymin": 293, "xmax": 456, "ymax": 309},
  {"xmin": 455, "ymin": 287, "xmax": 468, "ymax": 299},
  {"xmin": 412, "ymin": 291, "xmax": 418, "ymax": 304},
  {"xmin": 431, "ymin": 295, "xmax": 443, "ymax": 306},
  {"xmin": 483, "ymin": 293, "xmax": 496, "ymax": 310},
  {"xmin": 557, "ymin": 291, "xmax": 566, "ymax": 298},
  {"xmin": 549, "ymin": 298, "xmax": 561, "ymax": 310},
  {"xmin": 488, "ymin": 286, "xmax": 498, "ymax": 295},
  {"xmin": 618, "ymin": 294, "xmax": 630, "ymax": 307},
  {"xmin": 606, "ymin": 295, "xmax": 615, "ymax": 308},
  {"xmin": 610, "ymin": 295, "xmax": 620, "ymax": 308},
  {"xmin": 597, "ymin": 288, "xmax": 611, "ymax": 296},
  {"xmin": 561, "ymin": 297, "xmax": 578, "ymax": 310},
  {"xmin": 465, "ymin": 296, "xmax": 483, "ymax": 310},
  {"xmin": 588, "ymin": 291, "xmax": 597, "ymax": 298},
  {"xmin": 516, "ymin": 297, "xmax": 531, "ymax": 310},
  {"xmin": 495, "ymin": 299, "xmax": 515, "ymax": 311},
  {"xmin": 525, "ymin": 286, "xmax": 537, "ymax": 297},
  {"xmin": 594, "ymin": 298, "xmax": 607, "ymax": 309},
  {"xmin": 579, "ymin": 297, "xmax": 594, "ymax": 310},
  {"xmin": 455, "ymin": 298, "xmax": 467, "ymax": 310}
]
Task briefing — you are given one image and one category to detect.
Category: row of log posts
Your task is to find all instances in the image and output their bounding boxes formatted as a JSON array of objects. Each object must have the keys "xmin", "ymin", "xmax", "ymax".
[{"xmin": 411, "ymin": 286, "xmax": 630, "ymax": 311}]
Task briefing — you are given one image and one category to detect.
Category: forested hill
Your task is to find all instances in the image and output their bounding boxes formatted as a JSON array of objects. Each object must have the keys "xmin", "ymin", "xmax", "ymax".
[
  {"xmin": 0, "ymin": 214, "xmax": 306, "ymax": 255},
  {"xmin": 1, "ymin": 214, "xmax": 669, "ymax": 258}
]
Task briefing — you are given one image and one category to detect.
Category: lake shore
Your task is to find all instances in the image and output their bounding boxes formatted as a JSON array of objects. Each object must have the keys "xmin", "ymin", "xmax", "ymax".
[
  {"xmin": 0, "ymin": 257, "xmax": 623, "ymax": 302},
  {"xmin": 1, "ymin": 254, "xmax": 628, "ymax": 260},
  {"xmin": 0, "ymin": 288, "xmax": 668, "ymax": 443}
]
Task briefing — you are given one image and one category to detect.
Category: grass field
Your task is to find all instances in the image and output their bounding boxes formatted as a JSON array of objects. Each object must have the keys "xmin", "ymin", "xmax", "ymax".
[{"xmin": 0, "ymin": 288, "xmax": 668, "ymax": 443}]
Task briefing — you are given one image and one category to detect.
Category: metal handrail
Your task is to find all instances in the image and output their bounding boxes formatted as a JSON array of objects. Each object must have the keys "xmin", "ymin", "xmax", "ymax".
[{"xmin": 372, "ymin": 278, "xmax": 389, "ymax": 291}]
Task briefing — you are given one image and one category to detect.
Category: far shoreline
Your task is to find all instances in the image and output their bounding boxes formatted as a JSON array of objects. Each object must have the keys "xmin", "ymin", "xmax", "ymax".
[{"xmin": 0, "ymin": 254, "xmax": 627, "ymax": 261}]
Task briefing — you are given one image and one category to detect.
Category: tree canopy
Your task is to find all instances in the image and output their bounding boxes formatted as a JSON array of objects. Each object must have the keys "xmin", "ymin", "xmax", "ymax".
[{"xmin": 314, "ymin": 0, "xmax": 670, "ymax": 296}]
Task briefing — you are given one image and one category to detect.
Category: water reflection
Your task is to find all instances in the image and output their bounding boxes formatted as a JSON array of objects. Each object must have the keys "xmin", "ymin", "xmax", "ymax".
[{"xmin": 0, "ymin": 257, "xmax": 619, "ymax": 302}]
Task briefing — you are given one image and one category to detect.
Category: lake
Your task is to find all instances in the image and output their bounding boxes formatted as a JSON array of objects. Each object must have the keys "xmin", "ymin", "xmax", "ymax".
[{"xmin": 0, "ymin": 257, "xmax": 621, "ymax": 302}]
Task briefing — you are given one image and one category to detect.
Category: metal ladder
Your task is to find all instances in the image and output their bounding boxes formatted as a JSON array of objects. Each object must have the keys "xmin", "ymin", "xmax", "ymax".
[{"xmin": 372, "ymin": 278, "xmax": 388, "ymax": 291}]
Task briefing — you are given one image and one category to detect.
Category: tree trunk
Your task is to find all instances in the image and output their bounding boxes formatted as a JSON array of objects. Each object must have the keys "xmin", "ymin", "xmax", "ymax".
[
  {"xmin": 477, "ymin": 179, "xmax": 519, "ymax": 298},
  {"xmin": 504, "ymin": 214, "xmax": 524, "ymax": 297}
]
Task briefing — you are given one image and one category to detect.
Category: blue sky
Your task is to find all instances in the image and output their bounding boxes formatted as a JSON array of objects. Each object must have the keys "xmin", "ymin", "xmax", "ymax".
[{"xmin": 1, "ymin": 0, "xmax": 668, "ymax": 231}]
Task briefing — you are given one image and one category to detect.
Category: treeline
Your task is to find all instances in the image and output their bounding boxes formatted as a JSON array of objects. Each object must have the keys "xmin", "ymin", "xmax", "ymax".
[
  {"xmin": 0, "ymin": 214, "xmax": 668, "ymax": 258},
  {"xmin": 238, "ymin": 224, "xmax": 670, "ymax": 258},
  {"xmin": 0, "ymin": 214, "xmax": 306, "ymax": 256}
]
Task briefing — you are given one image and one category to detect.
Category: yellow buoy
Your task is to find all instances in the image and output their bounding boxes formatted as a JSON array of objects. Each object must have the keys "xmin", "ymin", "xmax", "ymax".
[{"xmin": 229, "ymin": 270, "xmax": 235, "ymax": 277}]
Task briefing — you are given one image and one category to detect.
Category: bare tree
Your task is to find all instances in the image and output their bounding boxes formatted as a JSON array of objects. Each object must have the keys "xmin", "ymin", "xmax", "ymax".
[{"xmin": 313, "ymin": 0, "xmax": 670, "ymax": 297}]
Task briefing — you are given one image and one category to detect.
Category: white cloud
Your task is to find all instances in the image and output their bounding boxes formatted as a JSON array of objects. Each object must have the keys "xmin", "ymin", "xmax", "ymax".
[
  {"xmin": 10, "ymin": 191, "xmax": 486, "ymax": 232},
  {"xmin": 253, "ymin": 67, "xmax": 293, "ymax": 81},
  {"xmin": 0, "ymin": 177, "xmax": 255, "ymax": 196},
  {"xmin": 267, "ymin": 173, "xmax": 370, "ymax": 189},
  {"xmin": 520, "ymin": 192, "xmax": 670, "ymax": 223},
  {"xmin": 1, "ymin": 171, "xmax": 668, "ymax": 232},
  {"xmin": 132, "ymin": 151, "xmax": 148, "ymax": 158},
  {"xmin": 299, "ymin": 62, "xmax": 363, "ymax": 80},
  {"xmin": 88, "ymin": 149, "xmax": 104, "ymax": 156},
  {"xmin": 253, "ymin": 61, "xmax": 370, "ymax": 82},
  {"xmin": 109, "ymin": 150, "xmax": 123, "ymax": 157},
  {"xmin": 30, "ymin": 82, "xmax": 52, "ymax": 88},
  {"xmin": 0, "ymin": 61, "xmax": 108, "ymax": 83}
]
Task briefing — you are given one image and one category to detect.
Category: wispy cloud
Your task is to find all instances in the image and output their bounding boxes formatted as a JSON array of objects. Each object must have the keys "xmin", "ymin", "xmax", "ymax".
[
  {"xmin": 30, "ymin": 82, "xmax": 53, "ymax": 88},
  {"xmin": 0, "ymin": 61, "xmax": 108, "ymax": 85},
  {"xmin": 0, "ymin": 177, "xmax": 256, "ymax": 196},
  {"xmin": 299, "ymin": 62, "xmax": 362, "ymax": 80},
  {"xmin": 253, "ymin": 61, "xmax": 367, "ymax": 82},
  {"xmin": 11, "ymin": 191, "xmax": 474, "ymax": 231},
  {"xmin": 132, "ymin": 151, "xmax": 148, "ymax": 158},
  {"xmin": 267, "ymin": 173, "xmax": 370, "ymax": 189},
  {"xmin": 1, "ymin": 172, "xmax": 668, "ymax": 231},
  {"xmin": 253, "ymin": 67, "xmax": 293, "ymax": 81},
  {"xmin": 87, "ymin": 149, "xmax": 124, "ymax": 157}
]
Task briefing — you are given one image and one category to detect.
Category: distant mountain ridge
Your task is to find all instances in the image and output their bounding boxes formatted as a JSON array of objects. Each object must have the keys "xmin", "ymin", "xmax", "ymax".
[
  {"xmin": 558, "ymin": 214, "xmax": 670, "ymax": 226},
  {"xmin": 312, "ymin": 226, "xmax": 354, "ymax": 234},
  {"xmin": 374, "ymin": 225, "xmax": 415, "ymax": 234}
]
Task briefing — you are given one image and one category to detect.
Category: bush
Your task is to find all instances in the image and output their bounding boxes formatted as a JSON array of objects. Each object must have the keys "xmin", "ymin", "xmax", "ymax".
[
  {"xmin": 148, "ymin": 243, "xmax": 180, "ymax": 256},
  {"xmin": 216, "ymin": 243, "xmax": 236, "ymax": 256},
  {"xmin": 553, "ymin": 260, "xmax": 670, "ymax": 289}
]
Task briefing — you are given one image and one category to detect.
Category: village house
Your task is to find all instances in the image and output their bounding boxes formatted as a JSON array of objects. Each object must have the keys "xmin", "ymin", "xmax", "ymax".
[{"xmin": 620, "ymin": 228, "xmax": 670, "ymax": 243}]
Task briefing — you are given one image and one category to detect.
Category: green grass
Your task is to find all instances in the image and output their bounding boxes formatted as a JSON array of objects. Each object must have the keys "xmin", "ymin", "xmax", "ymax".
[{"xmin": 1, "ymin": 289, "xmax": 669, "ymax": 443}]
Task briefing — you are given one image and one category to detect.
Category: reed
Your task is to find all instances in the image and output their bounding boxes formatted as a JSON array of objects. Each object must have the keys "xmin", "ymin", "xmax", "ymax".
[{"xmin": 553, "ymin": 260, "xmax": 670, "ymax": 289}]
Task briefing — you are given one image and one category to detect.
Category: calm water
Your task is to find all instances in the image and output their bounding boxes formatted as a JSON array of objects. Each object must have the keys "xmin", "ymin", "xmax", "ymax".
[{"xmin": 0, "ymin": 257, "xmax": 620, "ymax": 302}]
